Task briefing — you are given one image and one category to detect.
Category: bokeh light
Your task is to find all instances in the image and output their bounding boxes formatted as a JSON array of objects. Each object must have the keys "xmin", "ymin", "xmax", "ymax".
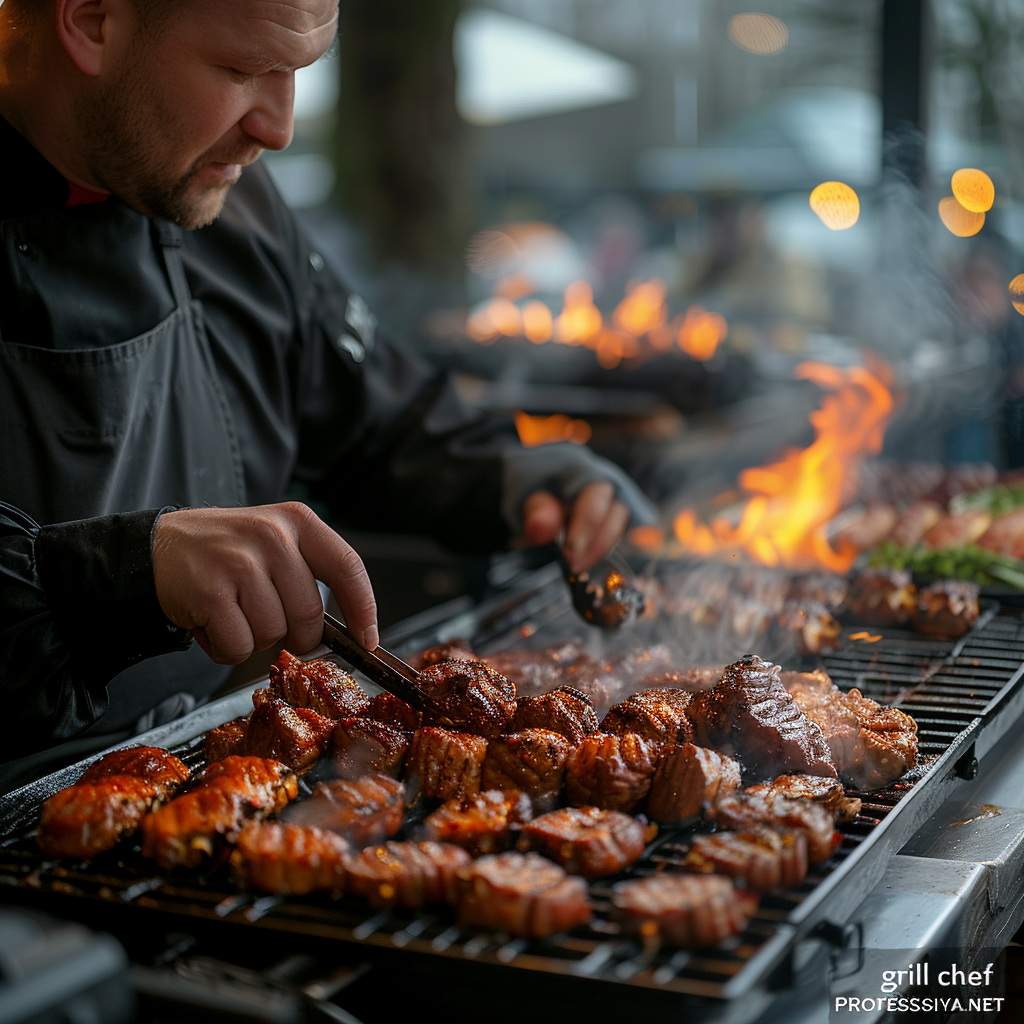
[
  {"xmin": 809, "ymin": 182, "xmax": 860, "ymax": 230},
  {"xmin": 951, "ymin": 169, "xmax": 995, "ymax": 213},
  {"xmin": 938, "ymin": 196, "xmax": 984, "ymax": 237},
  {"xmin": 727, "ymin": 13, "xmax": 789, "ymax": 54},
  {"xmin": 1010, "ymin": 274, "xmax": 1024, "ymax": 316}
]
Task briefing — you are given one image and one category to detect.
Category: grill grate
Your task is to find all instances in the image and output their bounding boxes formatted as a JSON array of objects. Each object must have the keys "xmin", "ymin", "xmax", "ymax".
[{"xmin": 2, "ymin": 597, "xmax": 1024, "ymax": 1001}]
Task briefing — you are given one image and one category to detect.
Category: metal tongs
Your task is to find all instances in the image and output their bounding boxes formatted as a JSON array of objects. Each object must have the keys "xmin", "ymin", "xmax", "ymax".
[
  {"xmin": 556, "ymin": 544, "xmax": 647, "ymax": 629},
  {"xmin": 321, "ymin": 612, "xmax": 452, "ymax": 723}
]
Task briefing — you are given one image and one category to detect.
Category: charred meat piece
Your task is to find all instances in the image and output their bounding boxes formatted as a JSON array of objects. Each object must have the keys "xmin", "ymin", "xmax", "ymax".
[
  {"xmin": 911, "ymin": 580, "xmax": 980, "ymax": 639},
  {"xmin": 410, "ymin": 640, "xmax": 480, "ymax": 669},
  {"xmin": 511, "ymin": 686, "xmax": 599, "ymax": 745},
  {"xmin": 140, "ymin": 756, "xmax": 297, "ymax": 870},
  {"xmin": 786, "ymin": 574, "xmax": 849, "ymax": 615},
  {"xmin": 922, "ymin": 510, "xmax": 992, "ymax": 549},
  {"xmin": 611, "ymin": 874, "xmax": 758, "ymax": 948},
  {"xmin": 788, "ymin": 685, "xmax": 918, "ymax": 790},
  {"xmin": 646, "ymin": 743, "xmax": 742, "ymax": 824},
  {"xmin": 711, "ymin": 791, "xmax": 837, "ymax": 864},
  {"xmin": 347, "ymin": 840, "xmax": 472, "ymax": 909},
  {"xmin": 360, "ymin": 692, "xmax": 420, "ymax": 733},
  {"xmin": 418, "ymin": 658, "xmax": 517, "ymax": 738},
  {"xmin": 37, "ymin": 747, "xmax": 190, "ymax": 860},
  {"xmin": 887, "ymin": 501, "xmax": 943, "ymax": 547},
  {"xmin": 520, "ymin": 807, "xmax": 647, "ymax": 878},
  {"xmin": 601, "ymin": 689, "xmax": 693, "ymax": 756},
  {"xmin": 775, "ymin": 600, "xmax": 842, "ymax": 656},
  {"xmin": 977, "ymin": 508, "xmax": 1024, "ymax": 558},
  {"xmin": 564, "ymin": 732, "xmax": 659, "ymax": 812},
  {"xmin": 245, "ymin": 696, "xmax": 334, "ymax": 771},
  {"xmin": 456, "ymin": 851, "xmax": 592, "ymax": 939},
  {"xmin": 230, "ymin": 822, "xmax": 351, "ymax": 895},
  {"xmin": 421, "ymin": 789, "xmax": 533, "ymax": 856},
  {"xmin": 204, "ymin": 717, "xmax": 249, "ymax": 764},
  {"xmin": 780, "ymin": 669, "xmax": 837, "ymax": 699},
  {"xmin": 480, "ymin": 729, "xmax": 571, "ymax": 813},
  {"xmin": 286, "ymin": 773, "xmax": 405, "ymax": 847},
  {"xmin": 745, "ymin": 774, "xmax": 849, "ymax": 818},
  {"xmin": 833, "ymin": 503, "xmax": 899, "ymax": 553},
  {"xmin": 845, "ymin": 569, "xmax": 917, "ymax": 627},
  {"xmin": 683, "ymin": 827, "xmax": 808, "ymax": 893},
  {"xmin": 406, "ymin": 727, "xmax": 488, "ymax": 801},
  {"xmin": 331, "ymin": 717, "xmax": 411, "ymax": 779},
  {"xmin": 689, "ymin": 655, "xmax": 836, "ymax": 781},
  {"xmin": 269, "ymin": 651, "xmax": 370, "ymax": 719}
]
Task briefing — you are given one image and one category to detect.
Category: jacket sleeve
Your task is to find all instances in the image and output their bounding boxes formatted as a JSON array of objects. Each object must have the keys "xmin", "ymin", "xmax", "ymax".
[{"xmin": 0, "ymin": 503, "xmax": 191, "ymax": 758}]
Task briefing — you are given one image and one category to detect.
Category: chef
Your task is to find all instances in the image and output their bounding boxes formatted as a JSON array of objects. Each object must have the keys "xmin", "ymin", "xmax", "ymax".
[{"xmin": 0, "ymin": 0, "xmax": 655, "ymax": 790}]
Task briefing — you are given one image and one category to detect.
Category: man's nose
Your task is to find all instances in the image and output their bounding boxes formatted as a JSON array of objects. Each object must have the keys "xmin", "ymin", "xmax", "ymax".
[{"xmin": 241, "ymin": 71, "xmax": 295, "ymax": 152}]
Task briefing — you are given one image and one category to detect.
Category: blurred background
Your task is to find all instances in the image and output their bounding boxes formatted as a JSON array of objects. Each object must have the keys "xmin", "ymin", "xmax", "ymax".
[{"xmin": 271, "ymin": 0, "xmax": 1024, "ymax": 626}]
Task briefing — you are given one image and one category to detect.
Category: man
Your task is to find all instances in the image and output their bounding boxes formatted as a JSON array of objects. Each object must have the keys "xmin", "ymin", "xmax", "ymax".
[{"xmin": 0, "ymin": 0, "xmax": 654, "ymax": 789}]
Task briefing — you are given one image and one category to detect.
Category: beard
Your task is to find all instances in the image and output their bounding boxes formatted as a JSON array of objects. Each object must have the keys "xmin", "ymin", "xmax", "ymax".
[{"xmin": 75, "ymin": 57, "xmax": 258, "ymax": 230}]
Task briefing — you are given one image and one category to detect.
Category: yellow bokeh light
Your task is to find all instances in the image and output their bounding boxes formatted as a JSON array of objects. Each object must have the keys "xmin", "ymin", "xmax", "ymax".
[
  {"xmin": 938, "ymin": 196, "xmax": 984, "ymax": 237},
  {"xmin": 809, "ymin": 182, "xmax": 860, "ymax": 230},
  {"xmin": 727, "ymin": 13, "xmax": 789, "ymax": 54},
  {"xmin": 951, "ymin": 169, "xmax": 994, "ymax": 213},
  {"xmin": 1010, "ymin": 274, "xmax": 1024, "ymax": 316},
  {"xmin": 521, "ymin": 300, "xmax": 553, "ymax": 343}
]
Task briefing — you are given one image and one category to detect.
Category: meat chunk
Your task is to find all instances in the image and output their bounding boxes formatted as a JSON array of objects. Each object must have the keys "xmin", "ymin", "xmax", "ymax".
[
  {"xmin": 601, "ymin": 689, "xmax": 693, "ymax": 756},
  {"xmin": 683, "ymin": 828, "xmax": 808, "ymax": 893},
  {"xmin": 511, "ymin": 686, "xmax": 599, "ymax": 745},
  {"xmin": 245, "ymin": 696, "xmax": 334, "ymax": 771},
  {"xmin": 845, "ymin": 569, "xmax": 916, "ymax": 627},
  {"xmin": 204, "ymin": 717, "xmax": 249, "ymax": 764},
  {"xmin": 688, "ymin": 655, "xmax": 836, "ymax": 781},
  {"xmin": 611, "ymin": 874, "xmax": 757, "ymax": 948},
  {"xmin": 833, "ymin": 503, "xmax": 898, "ymax": 552},
  {"xmin": 37, "ymin": 747, "xmax": 190, "ymax": 860},
  {"xmin": 480, "ymin": 729, "xmax": 571, "ymax": 812},
  {"xmin": 421, "ymin": 789, "xmax": 533, "ymax": 856},
  {"xmin": 520, "ymin": 807, "xmax": 648, "ymax": 878},
  {"xmin": 564, "ymin": 732, "xmax": 659, "ymax": 812},
  {"xmin": 230, "ymin": 822, "xmax": 351, "ymax": 895},
  {"xmin": 268, "ymin": 651, "xmax": 370, "ymax": 719},
  {"xmin": 887, "ymin": 501, "xmax": 943, "ymax": 547},
  {"xmin": 911, "ymin": 580, "xmax": 980, "ymax": 639},
  {"xmin": 140, "ymin": 756, "xmax": 297, "ymax": 870},
  {"xmin": 977, "ymin": 508, "xmax": 1024, "ymax": 558},
  {"xmin": 646, "ymin": 743, "xmax": 742, "ymax": 824},
  {"xmin": 922, "ymin": 510, "xmax": 992, "ymax": 549},
  {"xmin": 417, "ymin": 659, "xmax": 517, "ymax": 737},
  {"xmin": 285, "ymin": 773, "xmax": 405, "ymax": 847},
  {"xmin": 360, "ymin": 692, "xmax": 421, "ymax": 734},
  {"xmin": 746, "ymin": 774, "xmax": 859, "ymax": 821},
  {"xmin": 346, "ymin": 841, "xmax": 471, "ymax": 909},
  {"xmin": 483, "ymin": 643, "xmax": 593, "ymax": 698},
  {"xmin": 410, "ymin": 640, "xmax": 480, "ymax": 669},
  {"xmin": 456, "ymin": 852, "xmax": 592, "ymax": 939},
  {"xmin": 406, "ymin": 727, "xmax": 488, "ymax": 801},
  {"xmin": 774, "ymin": 600, "xmax": 842, "ymax": 656},
  {"xmin": 331, "ymin": 717, "xmax": 411, "ymax": 779},
  {"xmin": 711, "ymin": 791, "xmax": 837, "ymax": 864}
]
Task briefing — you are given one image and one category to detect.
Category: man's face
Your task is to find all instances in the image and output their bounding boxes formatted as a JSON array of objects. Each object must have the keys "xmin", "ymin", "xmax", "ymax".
[{"xmin": 77, "ymin": 0, "xmax": 338, "ymax": 229}]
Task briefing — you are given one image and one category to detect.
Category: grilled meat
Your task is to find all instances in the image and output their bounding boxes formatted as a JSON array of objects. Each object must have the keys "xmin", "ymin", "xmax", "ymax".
[
  {"xmin": 140, "ymin": 756, "xmax": 297, "ymax": 870},
  {"xmin": 203, "ymin": 717, "xmax": 249, "ymax": 764},
  {"xmin": 421, "ymin": 789, "xmax": 533, "ymax": 856},
  {"xmin": 745, "ymin": 774, "xmax": 859, "ymax": 821},
  {"xmin": 786, "ymin": 573, "xmax": 849, "ymax": 614},
  {"xmin": 479, "ymin": 729, "xmax": 571, "ymax": 812},
  {"xmin": 564, "ymin": 732, "xmax": 659, "ymax": 812},
  {"xmin": 646, "ymin": 743, "xmax": 742, "ymax": 824},
  {"xmin": 285, "ymin": 773, "xmax": 405, "ymax": 847},
  {"xmin": 511, "ymin": 686, "xmax": 599, "ymax": 745},
  {"xmin": 245, "ymin": 696, "xmax": 334, "ymax": 771},
  {"xmin": 360, "ymin": 692, "xmax": 421, "ymax": 733},
  {"xmin": 418, "ymin": 658, "xmax": 517, "ymax": 738},
  {"xmin": 887, "ymin": 501, "xmax": 943, "ymax": 547},
  {"xmin": 37, "ymin": 747, "xmax": 190, "ymax": 860},
  {"xmin": 601, "ymin": 689, "xmax": 693, "ymax": 756},
  {"xmin": 711, "ymin": 791, "xmax": 837, "ymax": 863},
  {"xmin": 922, "ymin": 510, "xmax": 992, "ymax": 549},
  {"xmin": 977, "ymin": 508, "xmax": 1024, "ymax": 558},
  {"xmin": 269, "ymin": 651, "xmax": 370, "ymax": 719},
  {"xmin": 331, "ymin": 716, "xmax": 411, "ymax": 779},
  {"xmin": 230, "ymin": 822, "xmax": 351, "ymax": 895},
  {"xmin": 780, "ymin": 669, "xmax": 836, "ymax": 699},
  {"xmin": 483, "ymin": 643, "xmax": 593, "ymax": 698},
  {"xmin": 688, "ymin": 655, "xmax": 836, "ymax": 781},
  {"xmin": 611, "ymin": 874, "xmax": 758, "ymax": 948},
  {"xmin": 845, "ymin": 569, "xmax": 916, "ymax": 627},
  {"xmin": 411, "ymin": 640, "xmax": 480, "ymax": 669},
  {"xmin": 775, "ymin": 600, "xmax": 842, "ymax": 656},
  {"xmin": 683, "ymin": 827, "xmax": 808, "ymax": 893},
  {"xmin": 833, "ymin": 503, "xmax": 899, "ymax": 552},
  {"xmin": 520, "ymin": 807, "xmax": 648, "ymax": 878},
  {"xmin": 911, "ymin": 580, "xmax": 980, "ymax": 639},
  {"xmin": 406, "ymin": 727, "xmax": 488, "ymax": 801},
  {"xmin": 634, "ymin": 666, "xmax": 727, "ymax": 694},
  {"xmin": 347, "ymin": 840, "xmax": 471, "ymax": 909},
  {"xmin": 787, "ymin": 684, "xmax": 918, "ymax": 790},
  {"xmin": 456, "ymin": 851, "xmax": 592, "ymax": 939}
]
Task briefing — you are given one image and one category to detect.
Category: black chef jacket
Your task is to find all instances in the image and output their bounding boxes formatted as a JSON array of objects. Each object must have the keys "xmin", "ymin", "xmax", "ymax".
[{"xmin": 0, "ymin": 116, "xmax": 654, "ymax": 790}]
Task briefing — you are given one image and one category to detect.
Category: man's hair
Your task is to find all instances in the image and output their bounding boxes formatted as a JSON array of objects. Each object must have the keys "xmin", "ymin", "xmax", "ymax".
[{"xmin": 2, "ymin": 0, "xmax": 182, "ymax": 32}]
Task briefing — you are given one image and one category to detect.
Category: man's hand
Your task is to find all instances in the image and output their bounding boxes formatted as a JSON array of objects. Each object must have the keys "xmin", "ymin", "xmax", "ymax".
[
  {"xmin": 521, "ymin": 480, "xmax": 630, "ymax": 573},
  {"xmin": 152, "ymin": 503, "xmax": 378, "ymax": 664}
]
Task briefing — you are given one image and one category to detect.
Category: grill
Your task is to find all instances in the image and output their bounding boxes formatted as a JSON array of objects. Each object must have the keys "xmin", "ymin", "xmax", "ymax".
[{"xmin": 2, "ymin": 566, "xmax": 1024, "ymax": 1011}]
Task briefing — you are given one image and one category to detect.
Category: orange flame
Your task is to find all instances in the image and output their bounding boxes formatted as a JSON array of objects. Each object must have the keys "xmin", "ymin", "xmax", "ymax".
[
  {"xmin": 672, "ymin": 360, "xmax": 894, "ymax": 571},
  {"xmin": 514, "ymin": 411, "xmax": 593, "ymax": 447}
]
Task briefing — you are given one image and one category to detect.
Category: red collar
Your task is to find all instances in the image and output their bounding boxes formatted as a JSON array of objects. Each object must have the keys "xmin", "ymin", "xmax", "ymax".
[{"xmin": 66, "ymin": 181, "xmax": 110, "ymax": 207}]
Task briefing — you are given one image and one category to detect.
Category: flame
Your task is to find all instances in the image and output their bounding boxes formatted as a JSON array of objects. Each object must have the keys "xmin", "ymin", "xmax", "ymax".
[
  {"xmin": 678, "ymin": 306, "xmax": 728, "ymax": 360},
  {"xmin": 951, "ymin": 168, "xmax": 994, "ymax": 213},
  {"xmin": 938, "ymin": 196, "xmax": 984, "ymax": 237},
  {"xmin": 849, "ymin": 631, "xmax": 882, "ymax": 642},
  {"xmin": 1010, "ymin": 274, "xmax": 1024, "ymax": 316},
  {"xmin": 514, "ymin": 411, "xmax": 592, "ymax": 447},
  {"xmin": 810, "ymin": 182, "xmax": 860, "ymax": 230},
  {"xmin": 672, "ymin": 359, "xmax": 894, "ymax": 571}
]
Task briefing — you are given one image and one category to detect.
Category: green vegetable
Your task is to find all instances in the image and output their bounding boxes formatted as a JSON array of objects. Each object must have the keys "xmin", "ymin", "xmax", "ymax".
[{"xmin": 865, "ymin": 542, "xmax": 1024, "ymax": 589}]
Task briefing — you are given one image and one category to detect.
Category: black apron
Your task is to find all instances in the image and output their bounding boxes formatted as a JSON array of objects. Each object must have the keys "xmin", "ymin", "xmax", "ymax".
[{"xmin": 0, "ymin": 219, "xmax": 245, "ymax": 786}]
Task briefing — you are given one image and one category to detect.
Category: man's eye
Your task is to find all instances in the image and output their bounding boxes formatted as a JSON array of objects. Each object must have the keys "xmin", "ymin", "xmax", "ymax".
[{"xmin": 226, "ymin": 68, "xmax": 255, "ymax": 83}]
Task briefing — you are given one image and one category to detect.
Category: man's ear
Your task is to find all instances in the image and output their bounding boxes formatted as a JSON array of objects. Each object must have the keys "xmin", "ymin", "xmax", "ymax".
[{"xmin": 55, "ymin": 0, "xmax": 113, "ymax": 77}]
